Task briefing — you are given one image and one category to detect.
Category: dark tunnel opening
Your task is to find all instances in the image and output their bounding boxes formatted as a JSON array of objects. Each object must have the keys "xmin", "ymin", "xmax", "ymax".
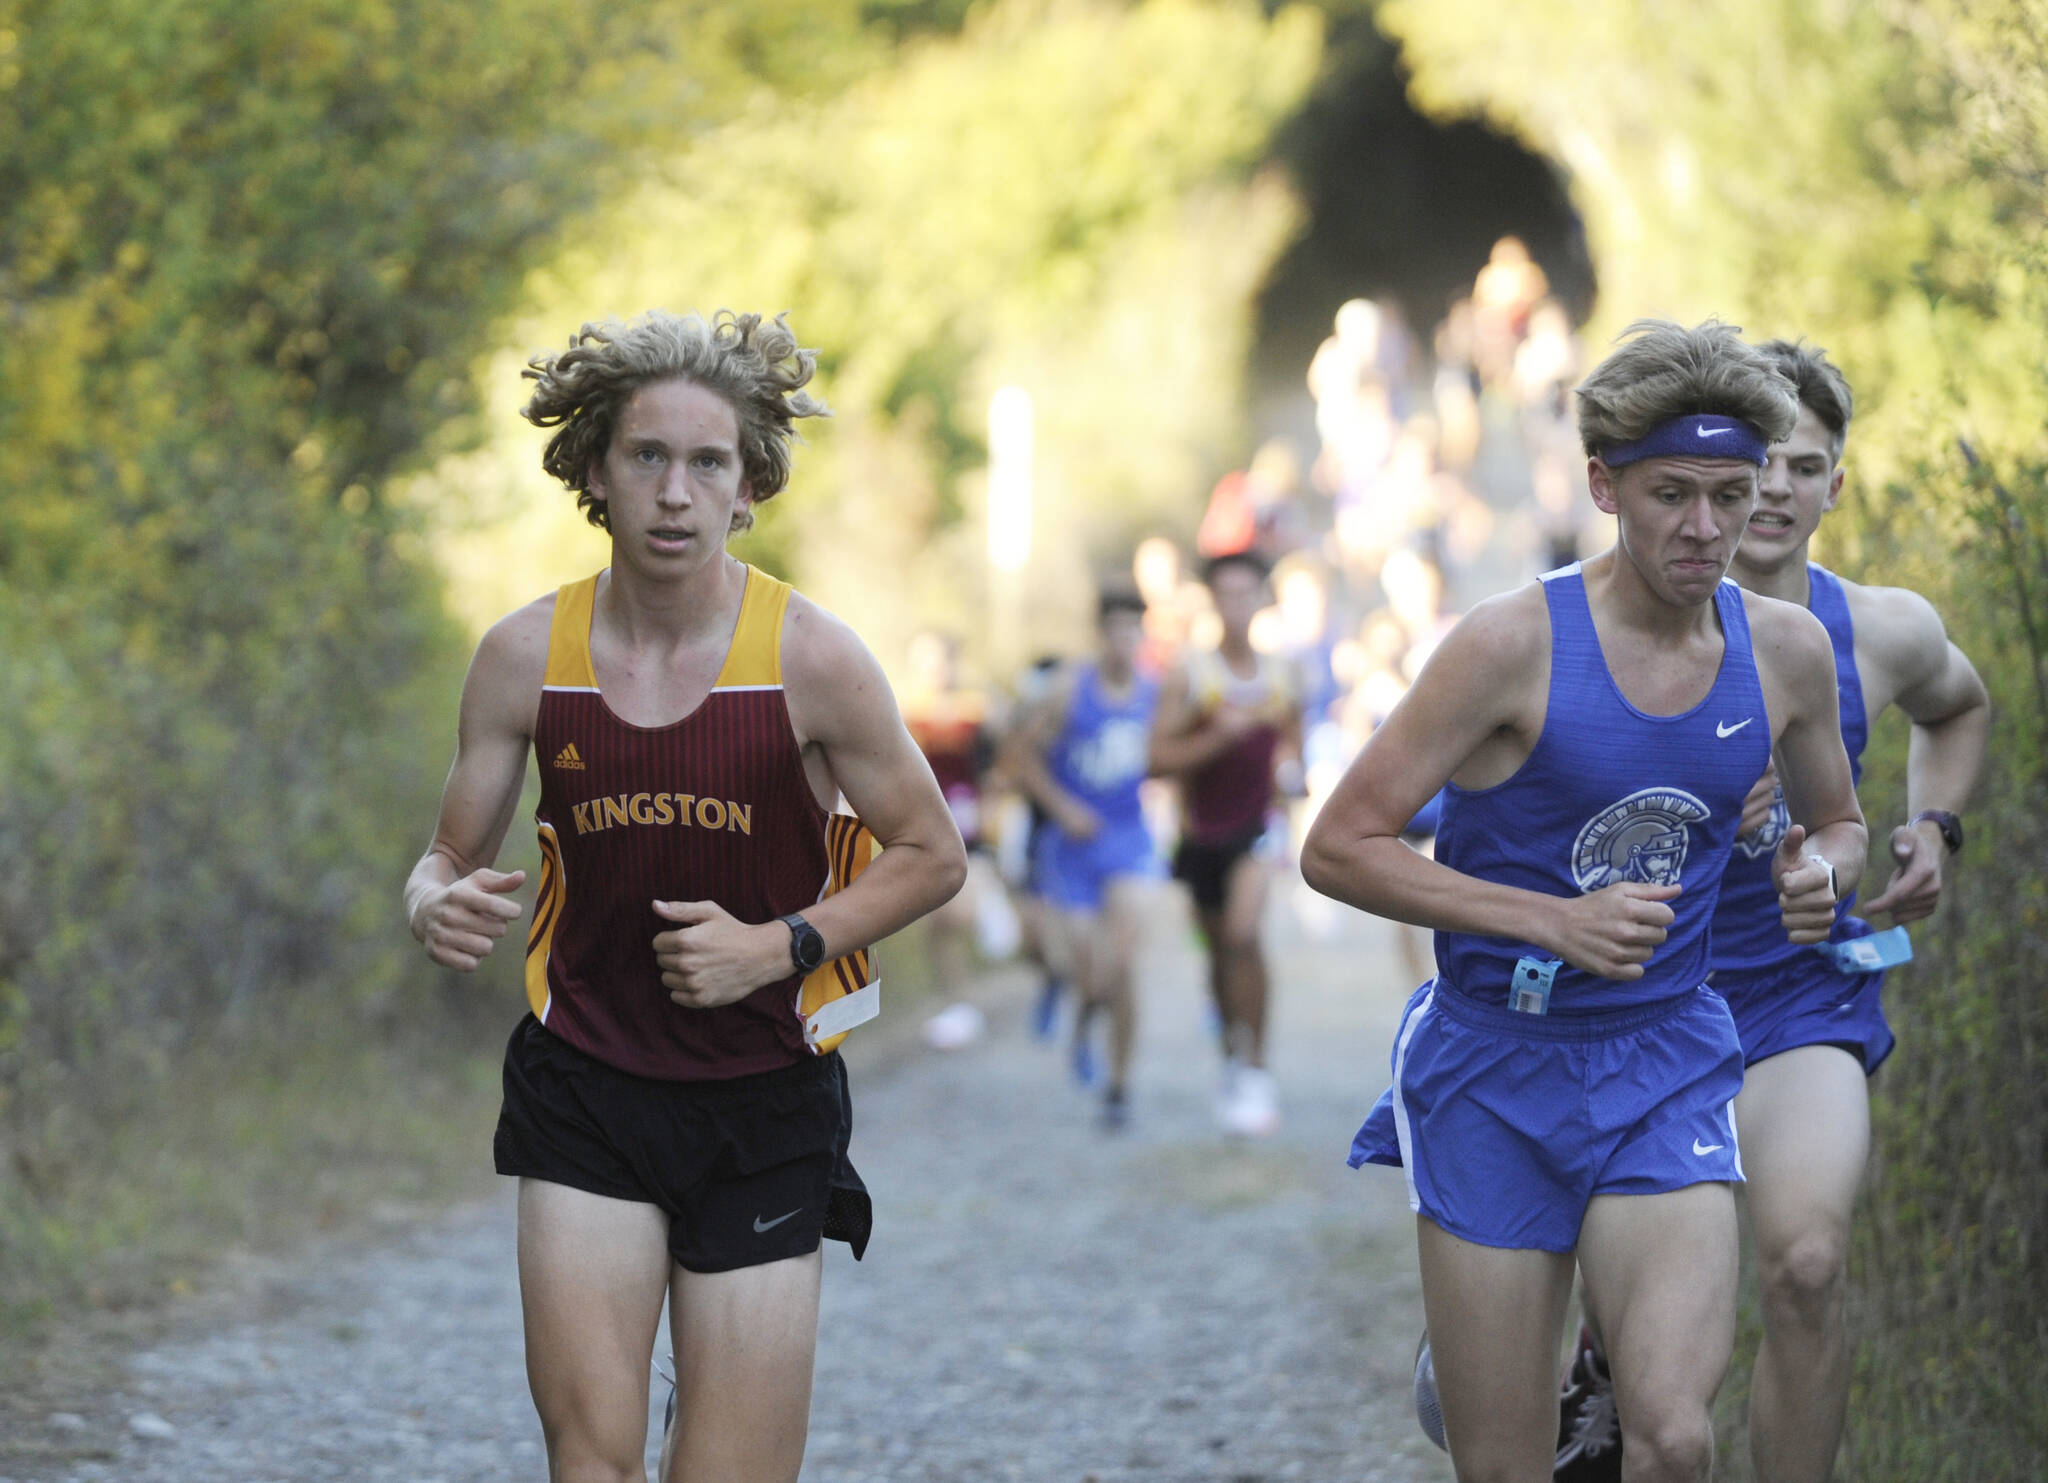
[{"xmin": 1249, "ymin": 14, "xmax": 1594, "ymax": 446}]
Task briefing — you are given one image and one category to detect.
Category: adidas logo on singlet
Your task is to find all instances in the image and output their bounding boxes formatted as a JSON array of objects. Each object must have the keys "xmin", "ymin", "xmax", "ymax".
[{"xmin": 553, "ymin": 742, "xmax": 586, "ymax": 771}]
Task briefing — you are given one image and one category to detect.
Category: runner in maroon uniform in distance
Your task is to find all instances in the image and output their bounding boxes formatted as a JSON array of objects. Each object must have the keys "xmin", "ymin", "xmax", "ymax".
[{"xmin": 1151, "ymin": 552, "xmax": 1303, "ymax": 1136}]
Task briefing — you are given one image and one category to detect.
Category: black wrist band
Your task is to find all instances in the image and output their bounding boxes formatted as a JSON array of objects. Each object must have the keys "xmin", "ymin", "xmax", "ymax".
[
  {"xmin": 779, "ymin": 912, "xmax": 827, "ymax": 973},
  {"xmin": 1910, "ymin": 810, "xmax": 1964, "ymax": 855}
]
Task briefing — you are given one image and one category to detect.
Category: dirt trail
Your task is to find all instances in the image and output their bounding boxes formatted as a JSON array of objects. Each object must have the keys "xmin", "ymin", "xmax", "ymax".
[{"xmin": 6, "ymin": 882, "xmax": 1452, "ymax": 1483}]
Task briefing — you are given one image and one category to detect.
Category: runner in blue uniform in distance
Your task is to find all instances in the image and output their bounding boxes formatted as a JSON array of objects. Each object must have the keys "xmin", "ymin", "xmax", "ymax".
[
  {"xmin": 1005, "ymin": 587, "xmax": 1165, "ymax": 1129},
  {"xmin": 1302, "ymin": 320, "xmax": 1868, "ymax": 1483}
]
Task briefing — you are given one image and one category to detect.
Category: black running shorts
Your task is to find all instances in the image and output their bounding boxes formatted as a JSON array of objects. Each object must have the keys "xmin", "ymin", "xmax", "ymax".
[
  {"xmin": 1173, "ymin": 824, "xmax": 1266, "ymax": 913},
  {"xmin": 493, "ymin": 1014, "xmax": 871, "ymax": 1271}
]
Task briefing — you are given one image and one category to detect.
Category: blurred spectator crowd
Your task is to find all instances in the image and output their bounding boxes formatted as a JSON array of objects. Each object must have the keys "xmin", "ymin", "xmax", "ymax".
[{"xmin": 903, "ymin": 238, "xmax": 1605, "ymax": 953}]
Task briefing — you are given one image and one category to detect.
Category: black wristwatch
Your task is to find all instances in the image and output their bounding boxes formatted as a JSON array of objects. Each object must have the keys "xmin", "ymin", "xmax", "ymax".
[
  {"xmin": 1910, "ymin": 810, "xmax": 1965, "ymax": 855},
  {"xmin": 779, "ymin": 912, "xmax": 826, "ymax": 973}
]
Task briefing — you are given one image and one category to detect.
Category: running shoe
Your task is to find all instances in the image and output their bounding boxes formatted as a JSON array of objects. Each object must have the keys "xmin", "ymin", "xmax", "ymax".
[
  {"xmin": 1030, "ymin": 975, "xmax": 1065, "ymax": 1041},
  {"xmin": 1413, "ymin": 1330, "xmax": 1447, "ymax": 1450},
  {"xmin": 1100, "ymin": 1087, "xmax": 1129, "ymax": 1133},
  {"xmin": 1213, "ymin": 1057, "xmax": 1242, "ymax": 1131},
  {"xmin": 1071, "ymin": 1032, "xmax": 1100, "ymax": 1088},
  {"xmin": 654, "ymin": 1348, "xmax": 676, "ymax": 1439},
  {"xmin": 1221, "ymin": 1065, "xmax": 1281, "ymax": 1138},
  {"xmin": 1554, "ymin": 1322, "xmax": 1621, "ymax": 1480}
]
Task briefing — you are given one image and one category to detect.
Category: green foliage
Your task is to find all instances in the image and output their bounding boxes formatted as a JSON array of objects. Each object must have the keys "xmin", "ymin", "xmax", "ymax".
[
  {"xmin": 0, "ymin": 1013, "xmax": 506, "ymax": 1348},
  {"xmin": 418, "ymin": 0, "xmax": 1325, "ymax": 675},
  {"xmin": 0, "ymin": 0, "xmax": 876, "ymax": 1322},
  {"xmin": 0, "ymin": 0, "xmax": 1327, "ymax": 1339},
  {"xmin": 1381, "ymin": 1, "xmax": 2048, "ymax": 1471}
]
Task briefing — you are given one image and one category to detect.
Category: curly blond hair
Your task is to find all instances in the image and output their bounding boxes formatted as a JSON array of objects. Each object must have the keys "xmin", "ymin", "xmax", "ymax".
[
  {"xmin": 1575, "ymin": 319, "xmax": 1798, "ymax": 460},
  {"xmin": 521, "ymin": 310, "xmax": 828, "ymax": 533}
]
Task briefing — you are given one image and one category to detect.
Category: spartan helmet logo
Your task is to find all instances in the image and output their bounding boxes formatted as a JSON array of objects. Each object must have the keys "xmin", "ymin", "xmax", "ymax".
[
  {"xmin": 1735, "ymin": 785, "xmax": 1790, "ymax": 860},
  {"xmin": 1625, "ymin": 823, "xmax": 1690, "ymax": 885},
  {"xmin": 1572, "ymin": 788, "xmax": 1712, "ymax": 892}
]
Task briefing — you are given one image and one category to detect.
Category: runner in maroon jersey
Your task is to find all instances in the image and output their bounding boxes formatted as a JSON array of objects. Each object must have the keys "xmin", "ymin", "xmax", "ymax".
[
  {"xmin": 900, "ymin": 629, "xmax": 1010, "ymax": 998},
  {"xmin": 403, "ymin": 309, "xmax": 966, "ymax": 1483},
  {"xmin": 1149, "ymin": 552, "xmax": 1303, "ymax": 1136}
]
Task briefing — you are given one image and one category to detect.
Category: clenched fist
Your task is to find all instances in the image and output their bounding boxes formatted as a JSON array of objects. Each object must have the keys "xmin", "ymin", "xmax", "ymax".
[
  {"xmin": 1549, "ymin": 881, "xmax": 1681, "ymax": 980},
  {"xmin": 413, "ymin": 868, "xmax": 525, "ymax": 972},
  {"xmin": 1770, "ymin": 824, "xmax": 1839, "ymax": 943}
]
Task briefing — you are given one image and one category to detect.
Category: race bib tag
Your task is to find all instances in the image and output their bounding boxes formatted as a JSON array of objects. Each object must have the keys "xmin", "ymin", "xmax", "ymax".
[
  {"xmin": 1510, "ymin": 957, "xmax": 1561, "ymax": 1015},
  {"xmin": 1814, "ymin": 926, "xmax": 1913, "ymax": 974},
  {"xmin": 804, "ymin": 980, "xmax": 881, "ymax": 1044}
]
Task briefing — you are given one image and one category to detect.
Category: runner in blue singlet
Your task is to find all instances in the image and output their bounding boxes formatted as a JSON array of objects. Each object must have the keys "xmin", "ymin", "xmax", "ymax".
[
  {"xmin": 1006, "ymin": 586, "xmax": 1165, "ymax": 1128},
  {"xmin": 1302, "ymin": 320, "xmax": 1868, "ymax": 1480},
  {"xmin": 1695, "ymin": 341, "xmax": 1984, "ymax": 1483}
]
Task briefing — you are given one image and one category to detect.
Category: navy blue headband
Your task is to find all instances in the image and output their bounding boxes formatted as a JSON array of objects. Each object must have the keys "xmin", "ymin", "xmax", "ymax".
[{"xmin": 1601, "ymin": 413, "xmax": 1768, "ymax": 468}]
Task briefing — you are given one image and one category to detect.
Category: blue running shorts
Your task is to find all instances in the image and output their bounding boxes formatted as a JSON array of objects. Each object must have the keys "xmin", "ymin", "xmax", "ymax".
[
  {"xmin": 1349, "ymin": 982, "xmax": 1744, "ymax": 1252},
  {"xmin": 1032, "ymin": 818, "xmax": 1163, "ymax": 912},
  {"xmin": 1713, "ymin": 951, "xmax": 1893, "ymax": 1075}
]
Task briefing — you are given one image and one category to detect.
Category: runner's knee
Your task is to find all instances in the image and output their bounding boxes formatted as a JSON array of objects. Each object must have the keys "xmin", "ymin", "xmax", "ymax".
[
  {"xmin": 1217, "ymin": 917, "xmax": 1261, "ymax": 954},
  {"xmin": 542, "ymin": 1424, "xmax": 648, "ymax": 1483},
  {"xmin": 1619, "ymin": 1406, "xmax": 1715, "ymax": 1483},
  {"xmin": 1758, "ymin": 1226, "xmax": 1848, "ymax": 1327}
]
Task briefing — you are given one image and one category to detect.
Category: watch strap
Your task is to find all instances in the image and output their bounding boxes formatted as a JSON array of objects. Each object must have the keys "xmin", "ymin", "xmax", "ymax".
[
  {"xmin": 1910, "ymin": 809, "xmax": 1964, "ymax": 854},
  {"xmin": 778, "ymin": 912, "xmax": 826, "ymax": 972}
]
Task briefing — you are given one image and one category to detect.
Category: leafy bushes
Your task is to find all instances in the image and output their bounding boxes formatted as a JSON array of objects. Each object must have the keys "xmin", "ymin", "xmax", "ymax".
[{"xmin": 0, "ymin": 0, "xmax": 867, "ymax": 1324}]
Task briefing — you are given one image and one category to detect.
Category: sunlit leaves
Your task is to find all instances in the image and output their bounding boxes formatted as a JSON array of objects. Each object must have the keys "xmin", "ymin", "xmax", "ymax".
[
  {"xmin": 420, "ymin": 0, "xmax": 1322, "ymax": 668},
  {"xmin": 0, "ymin": 0, "xmax": 876, "ymax": 1126}
]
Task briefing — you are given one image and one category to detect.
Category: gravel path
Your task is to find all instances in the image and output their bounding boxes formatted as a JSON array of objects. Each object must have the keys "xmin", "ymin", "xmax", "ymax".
[{"xmin": 6, "ymin": 882, "xmax": 1453, "ymax": 1483}]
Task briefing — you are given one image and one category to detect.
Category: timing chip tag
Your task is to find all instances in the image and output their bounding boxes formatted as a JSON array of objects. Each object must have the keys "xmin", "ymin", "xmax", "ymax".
[
  {"xmin": 1510, "ymin": 957, "xmax": 1561, "ymax": 1015},
  {"xmin": 1814, "ymin": 926, "xmax": 1913, "ymax": 974}
]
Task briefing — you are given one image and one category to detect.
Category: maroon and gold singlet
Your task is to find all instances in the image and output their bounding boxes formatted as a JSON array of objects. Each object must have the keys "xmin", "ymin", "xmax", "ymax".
[
  {"xmin": 903, "ymin": 691, "xmax": 987, "ymax": 848},
  {"xmin": 1183, "ymin": 648, "xmax": 1295, "ymax": 843},
  {"xmin": 524, "ymin": 566, "xmax": 876, "ymax": 1081}
]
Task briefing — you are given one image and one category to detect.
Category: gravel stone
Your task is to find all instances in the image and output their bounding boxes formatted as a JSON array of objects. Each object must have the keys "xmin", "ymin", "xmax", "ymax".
[{"xmin": 19, "ymin": 888, "xmax": 1451, "ymax": 1482}]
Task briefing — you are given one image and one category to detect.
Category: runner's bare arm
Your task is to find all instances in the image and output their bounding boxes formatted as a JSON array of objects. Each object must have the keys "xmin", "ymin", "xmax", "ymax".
[
  {"xmin": 403, "ymin": 601, "xmax": 550, "ymax": 971},
  {"xmin": 785, "ymin": 597, "xmax": 969, "ymax": 940},
  {"xmin": 1146, "ymin": 660, "xmax": 1255, "ymax": 776},
  {"xmin": 999, "ymin": 665, "xmax": 1100, "ymax": 837},
  {"xmin": 1302, "ymin": 589, "xmax": 1680, "ymax": 980},
  {"xmin": 1749, "ymin": 596, "xmax": 1867, "ymax": 938},
  {"xmin": 1853, "ymin": 585, "xmax": 1989, "ymax": 920},
  {"xmin": 653, "ymin": 597, "xmax": 970, "ymax": 1009}
]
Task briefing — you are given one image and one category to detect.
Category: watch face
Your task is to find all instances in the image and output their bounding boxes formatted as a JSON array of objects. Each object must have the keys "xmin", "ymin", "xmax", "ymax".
[{"xmin": 788, "ymin": 917, "xmax": 825, "ymax": 971}]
